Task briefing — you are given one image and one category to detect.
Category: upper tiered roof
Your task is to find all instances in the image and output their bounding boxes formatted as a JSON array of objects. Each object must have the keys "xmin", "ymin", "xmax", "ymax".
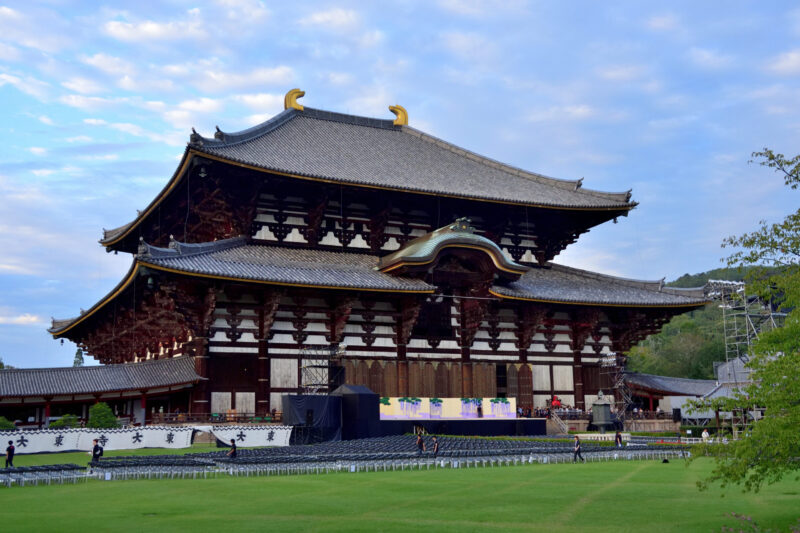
[{"xmin": 100, "ymin": 90, "xmax": 635, "ymax": 248}]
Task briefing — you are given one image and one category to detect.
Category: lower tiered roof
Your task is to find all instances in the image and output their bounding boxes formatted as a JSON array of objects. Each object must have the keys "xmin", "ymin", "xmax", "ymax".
[
  {"xmin": 49, "ymin": 236, "xmax": 708, "ymax": 336},
  {"xmin": 0, "ymin": 357, "xmax": 203, "ymax": 398}
]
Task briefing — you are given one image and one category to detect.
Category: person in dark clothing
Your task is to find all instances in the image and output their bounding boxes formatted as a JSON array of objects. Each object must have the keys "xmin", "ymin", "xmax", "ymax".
[
  {"xmin": 91, "ymin": 439, "xmax": 103, "ymax": 462},
  {"xmin": 573, "ymin": 435, "xmax": 585, "ymax": 463},
  {"xmin": 431, "ymin": 436, "xmax": 439, "ymax": 458},
  {"xmin": 5, "ymin": 440, "xmax": 14, "ymax": 468},
  {"xmin": 415, "ymin": 434, "xmax": 425, "ymax": 455},
  {"xmin": 227, "ymin": 438, "xmax": 237, "ymax": 458},
  {"xmin": 614, "ymin": 431, "xmax": 623, "ymax": 448}
]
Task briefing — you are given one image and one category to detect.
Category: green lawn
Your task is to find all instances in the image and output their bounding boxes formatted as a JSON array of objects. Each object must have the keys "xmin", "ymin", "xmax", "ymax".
[{"xmin": 2, "ymin": 456, "xmax": 798, "ymax": 532}]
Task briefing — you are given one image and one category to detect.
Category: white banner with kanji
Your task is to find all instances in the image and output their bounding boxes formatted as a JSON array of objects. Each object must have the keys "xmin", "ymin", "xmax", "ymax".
[
  {"xmin": 0, "ymin": 427, "xmax": 193, "ymax": 454},
  {"xmin": 211, "ymin": 425, "xmax": 292, "ymax": 447}
]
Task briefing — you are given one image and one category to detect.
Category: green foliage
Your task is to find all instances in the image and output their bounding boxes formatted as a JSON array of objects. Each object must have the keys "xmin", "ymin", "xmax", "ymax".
[
  {"xmin": 72, "ymin": 348, "xmax": 84, "ymax": 367},
  {"xmin": 688, "ymin": 148, "xmax": 800, "ymax": 493},
  {"xmin": 627, "ymin": 302, "xmax": 725, "ymax": 379},
  {"xmin": 0, "ymin": 357, "xmax": 13, "ymax": 369},
  {"xmin": 49, "ymin": 414, "xmax": 80, "ymax": 428},
  {"xmin": 86, "ymin": 402, "xmax": 119, "ymax": 429},
  {"xmin": 0, "ymin": 416, "xmax": 16, "ymax": 430}
]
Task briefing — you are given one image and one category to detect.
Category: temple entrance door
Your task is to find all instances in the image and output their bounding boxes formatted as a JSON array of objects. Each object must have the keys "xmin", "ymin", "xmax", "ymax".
[
  {"xmin": 235, "ymin": 392, "xmax": 255, "ymax": 416},
  {"xmin": 211, "ymin": 392, "xmax": 231, "ymax": 414}
]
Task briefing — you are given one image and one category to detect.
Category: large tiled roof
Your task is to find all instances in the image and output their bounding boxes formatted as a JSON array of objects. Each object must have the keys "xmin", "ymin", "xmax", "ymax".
[
  {"xmin": 0, "ymin": 357, "xmax": 203, "ymax": 398},
  {"xmin": 624, "ymin": 372, "xmax": 717, "ymax": 396},
  {"xmin": 140, "ymin": 237, "xmax": 434, "ymax": 293},
  {"xmin": 491, "ymin": 263, "xmax": 708, "ymax": 307},
  {"xmin": 190, "ymin": 107, "xmax": 633, "ymax": 209}
]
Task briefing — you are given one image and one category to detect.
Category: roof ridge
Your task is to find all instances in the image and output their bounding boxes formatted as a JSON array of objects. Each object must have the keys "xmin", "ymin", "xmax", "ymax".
[
  {"xmin": 138, "ymin": 236, "xmax": 247, "ymax": 259},
  {"xmin": 400, "ymin": 125, "xmax": 633, "ymax": 203},
  {"xmin": 548, "ymin": 263, "xmax": 706, "ymax": 298},
  {"xmin": 0, "ymin": 356, "xmax": 194, "ymax": 373}
]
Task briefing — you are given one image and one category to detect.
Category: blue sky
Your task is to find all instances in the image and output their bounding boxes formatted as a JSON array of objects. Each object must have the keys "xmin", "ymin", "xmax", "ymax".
[{"xmin": 1, "ymin": 1, "xmax": 800, "ymax": 368}]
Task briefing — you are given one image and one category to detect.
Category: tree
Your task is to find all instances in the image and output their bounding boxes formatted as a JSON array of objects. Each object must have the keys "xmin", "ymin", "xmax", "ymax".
[
  {"xmin": 0, "ymin": 416, "xmax": 15, "ymax": 430},
  {"xmin": 49, "ymin": 414, "xmax": 80, "ymax": 428},
  {"xmin": 73, "ymin": 348, "xmax": 84, "ymax": 367},
  {"xmin": 0, "ymin": 357, "xmax": 13, "ymax": 369},
  {"xmin": 86, "ymin": 402, "xmax": 119, "ymax": 429},
  {"xmin": 690, "ymin": 148, "xmax": 800, "ymax": 492}
]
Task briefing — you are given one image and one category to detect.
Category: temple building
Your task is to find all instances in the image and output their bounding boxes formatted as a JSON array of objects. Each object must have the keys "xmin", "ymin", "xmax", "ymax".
[{"xmin": 1, "ymin": 90, "xmax": 708, "ymax": 424}]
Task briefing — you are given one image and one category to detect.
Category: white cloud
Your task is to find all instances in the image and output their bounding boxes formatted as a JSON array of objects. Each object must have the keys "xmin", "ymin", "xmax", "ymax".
[
  {"xmin": 437, "ymin": 0, "xmax": 527, "ymax": 17},
  {"xmin": 0, "ymin": 42, "xmax": 20, "ymax": 61},
  {"xmin": 78, "ymin": 154, "xmax": 119, "ymax": 161},
  {"xmin": 38, "ymin": 115, "xmax": 54, "ymax": 125},
  {"xmin": 597, "ymin": 65, "xmax": 646, "ymax": 82},
  {"xmin": 358, "ymin": 30, "xmax": 384, "ymax": 48},
  {"xmin": 60, "ymin": 95, "xmax": 133, "ymax": 110},
  {"xmin": 526, "ymin": 105, "xmax": 597, "ymax": 122},
  {"xmin": 31, "ymin": 169, "xmax": 55, "ymax": 176},
  {"xmin": 62, "ymin": 77, "xmax": 106, "ymax": 94},
  {"xmin": 298, "ymin": 8, "xmax": 359, "ymax": 30},
  {"xmin": 104, "ymin": 14, "xmax": 204, "ymax": 42},
  {"xmin": 323, "ymin": 72, "xmax": 353, "ymax": 86},
  {"xmin": 195, "ymin": 65, "xmax": 294, "ymax": 92},
  {"xmin": 647, "ymin": 13, "xmax": 680, "ymax": 31},
  {"xmin": 81, "ymin": 53, "xmax": 134, "ymax": 76},
  {"xmin": 0, "ymin": 72, "xmax": 49, "ymax": 100},
  {"xmin": 688, "ymin": 47, "xmax": 733, "ymax": 69},
  {"xmin": 29, "ymin": 147, "xmax": 47, "ymax": 156},
  {"xmin": 233, "ymin": 93, "xmax": 283, "ymax": 112},
  {"xmin": 767, "ymin": 49, "xmax": 800, "ymax": 75},
  {"xmin": 65, "ymin": 135, "xmax": 92, "ymax": 143},
  {"xmin": 83, "ymin": 118, "xmax": 107, "ymax": 126},
  {"xmin": 162, "ymin": 97, "xmax": 225, "ymax": 129},
  {"xmin": 216, "ymin": 0, "xmax": 270, "ymax": 22},
  {"xmin": 0, "ymin": 313, "xmax": 43, "ymax": 325},
  {"xmin": 441, "ymin": 31, "xmax": 496, "ymax": 64}
]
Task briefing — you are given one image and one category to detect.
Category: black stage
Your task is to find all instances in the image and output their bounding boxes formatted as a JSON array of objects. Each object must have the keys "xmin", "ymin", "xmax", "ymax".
[{"xmin": 379, "ymin": 418, "xmax": 546, "ymax": 437}]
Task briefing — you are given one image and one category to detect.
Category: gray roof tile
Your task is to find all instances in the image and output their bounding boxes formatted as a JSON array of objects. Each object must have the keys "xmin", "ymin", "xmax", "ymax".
[
  {"xmin": 0, "ymin": 357, "xmax": 202, "ymax": 397},
  {"xmin": 492, "ymin": 263, "xmax": 708, "ymax": 307},
  {"xmin": 624, "ymin": 372, "xmax": 718, "ymax": 396},
  {"xmin": 140, "ymin": 237, "xmax": 434, "ymax": 292},
  {"xmin": 193, "ymin": 107, "xmax": 633, "ymax": 209}
]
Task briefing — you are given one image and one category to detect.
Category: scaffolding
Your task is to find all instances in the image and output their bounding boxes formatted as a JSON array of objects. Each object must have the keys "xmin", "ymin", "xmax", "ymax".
[
  {"xmin": 705, "ymin": 280, "xmax": 786, "ymax": 385},
  {"xmin": 600, "ymin": 352, "xmax": 631, "ymax": 426},
  {"xmin": 299, "ymin": 344, "xmax": 346, "ymax": 395},
  {"xmin": 704, "ymin": 280, "xmax": 785, "ymax": 437}
]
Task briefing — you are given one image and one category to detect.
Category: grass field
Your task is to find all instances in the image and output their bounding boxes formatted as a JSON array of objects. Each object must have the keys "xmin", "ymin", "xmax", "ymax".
[{"xmin": 2, "ymin": 453, "xmax": 799, "ymax": 532}]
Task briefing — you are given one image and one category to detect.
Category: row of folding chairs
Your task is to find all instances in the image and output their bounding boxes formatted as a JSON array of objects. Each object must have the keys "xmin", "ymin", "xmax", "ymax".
[{"xmin": 1, "ymin": 464, "xmax": 86, "ymax": 487}]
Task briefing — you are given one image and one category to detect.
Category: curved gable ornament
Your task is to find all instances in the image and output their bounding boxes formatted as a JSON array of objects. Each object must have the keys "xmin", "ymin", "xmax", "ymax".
[
  {"xmin": 284, "ymin": 88, "xmax": 305, "ymax": 111},
  {"xmin": 388, "ymin": 105, "xmax": 408, "ymax": 126},
  {"xmin": 378, "ymin": 218, "xmax": 528, "ymax": 281}
]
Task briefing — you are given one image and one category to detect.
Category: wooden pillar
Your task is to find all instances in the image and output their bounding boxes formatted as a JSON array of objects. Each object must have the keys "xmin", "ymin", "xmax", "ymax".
[
  {"xmin": 397, "ymin": 345, "xmax": 409, "ymax": 397},
  {"xmin": 191, "ymin": 336, "xmax": 210, "ymax": 416},
  {"xmin": 43, "ymin": 398, "xmax": 52, "ymax": 428},
  {"xmin": 648, "ymin": 395, "xmax": 654, "ymax": 411},
  {"xmin": 256, "ymin": 339, "xmax": 270, "ymax": 416},
  {"xmin": 140, "ymin": 392, "xmax": 148, "ymax": 426},
  {"xmin": 573, "ymin": 351, "xmax": 584, "ymax": 410},
  {"xmin": 461, "ymin": 362, "xmax": 473, "ymax": 398}
]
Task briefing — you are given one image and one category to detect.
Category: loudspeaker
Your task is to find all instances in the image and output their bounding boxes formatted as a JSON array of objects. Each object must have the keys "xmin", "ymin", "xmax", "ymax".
[
  {"xmin": 672, "ymin": 408, "xmax": 681, "ymax": 423},
  {"xmin": 306, "ymin": 409, "xmax": 314, "ymax": 426}
]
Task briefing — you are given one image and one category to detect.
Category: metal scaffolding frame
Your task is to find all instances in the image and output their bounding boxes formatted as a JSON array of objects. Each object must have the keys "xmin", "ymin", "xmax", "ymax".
[
  {"xmin": 299, "ymin": 344, "xmax": 346, "ymax": 395},
  {"xmin": 705, "ymin": 280, "xmax": 786, "ymax": 386},
  {"xmin": 600, "ymin": 352, "xmax": 631, "ymax": 426}
]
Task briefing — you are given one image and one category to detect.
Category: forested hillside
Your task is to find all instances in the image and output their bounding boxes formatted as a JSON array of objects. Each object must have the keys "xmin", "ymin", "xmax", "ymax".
[{"xmin": 625, "ymin": 268, "xmax": 747, "ymax": 379}]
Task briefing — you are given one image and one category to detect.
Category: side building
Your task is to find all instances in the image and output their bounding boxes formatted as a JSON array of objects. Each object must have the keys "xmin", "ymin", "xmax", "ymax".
[{"xmin": 0, "ymin": 91, "xmax": 707, "ymax": 425}]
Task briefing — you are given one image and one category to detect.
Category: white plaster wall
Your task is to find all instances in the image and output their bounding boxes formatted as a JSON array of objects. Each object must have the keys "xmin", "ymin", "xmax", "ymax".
[{"xmin": 271, "ymin": 359, "xmax": 298, "ymax": 388}]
